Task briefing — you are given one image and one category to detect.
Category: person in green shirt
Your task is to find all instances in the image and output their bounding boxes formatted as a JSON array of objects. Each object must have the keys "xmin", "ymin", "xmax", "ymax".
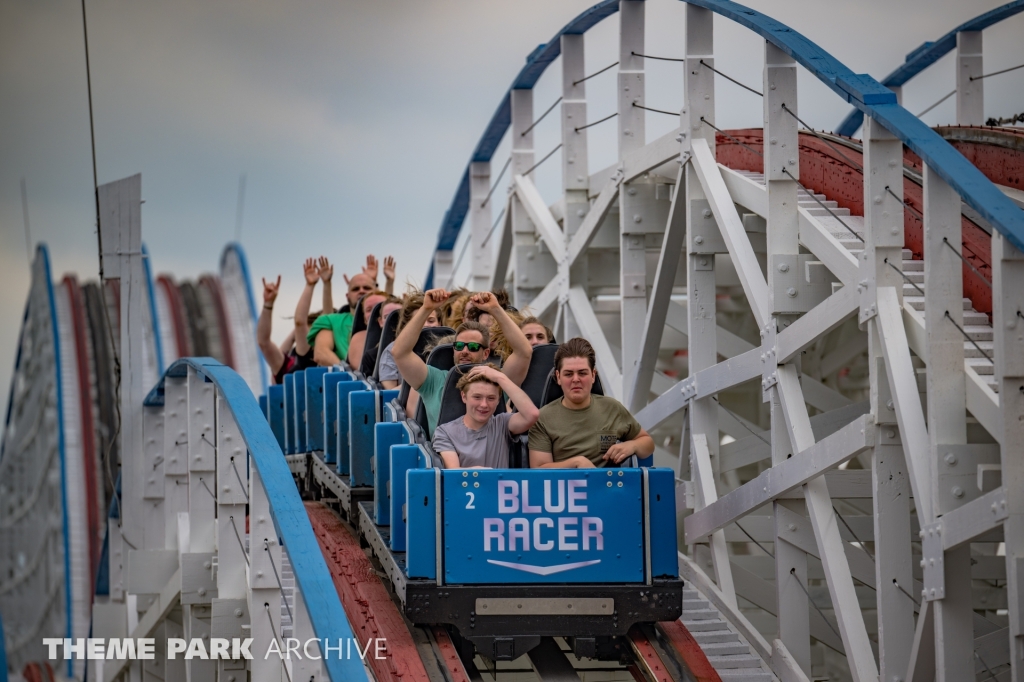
[
  {"xmin": 392, "ymin": 288, "xmax": 532, "ymax": 435},
  {"xmin": 528, "ymin": 337, "xmax": 654, "ymax": 468},
  {"xmin": 308, "ymin": 255, "xmax": 397, "ymax": 366}
]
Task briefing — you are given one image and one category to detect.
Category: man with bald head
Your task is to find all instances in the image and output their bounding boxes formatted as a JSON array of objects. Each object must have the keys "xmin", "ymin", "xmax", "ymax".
[{"xmin": 310, "ymin": 255, "xmax": 396, "ymax": 366}]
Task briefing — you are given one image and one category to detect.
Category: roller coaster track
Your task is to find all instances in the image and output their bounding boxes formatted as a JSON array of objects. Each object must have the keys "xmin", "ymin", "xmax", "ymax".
[{"xmin": 3, "ymin": 1, "xmax": 1024, "ymax": 682}]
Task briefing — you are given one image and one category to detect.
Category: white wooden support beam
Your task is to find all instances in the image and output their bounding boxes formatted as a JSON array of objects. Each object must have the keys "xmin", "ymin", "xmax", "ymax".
[
  {"xmin": 567, "ymin": 286, "xmax": 622, "ymax": 399},
  {"xmin": 250, "ymin": 465, "xmax": 285, "ymax": 682},
  {"xmin": 628, "ymin": 164, "xmax": 686, "ymax": 412},
  {"xmin": 491, "ymin": 196, "xmax": 514, "ymax": 291},
  {"xmin": 99, "ymin": 174, "xmax": 147, "ymax": 554},
  {"xmin": 863, "ymin": 114, "xmax": 914, "ymax": 682},
  {"xmin": 683, "ymin": 4, "xmax": 714, "ymax": 154},
  {"xmin": 798, "ymin": 209, "xmax": 860, "ymax": 287},
  {"xmin": 923, "ymin": 163, "xmax": 974, "ymax": 681},
  {"xmin": 618, "ymin": 0, "xmax": 645, "ymax": 157},
  {"xmin": 690, "ymin": 138, "xmax": 771, "ymax": 327},
  {"xmin": 292, "ymin": 592, "xmax": 325, "ymax": 681},
  {"xmin": 187, "ymin": 367, "xmax": 217, "ymax": 554},
  {"xmin": 635, "ymin": 347, "xmax": 761, "ymax": 431},
  {"xmin": 685, "ymin": 415, "xmax": 874, "ymax": 542},
  {"xmin": 956, "ymin": 31, "xmax": 983, "ymax": 126},
  {"xmin": 775, "ymin": 367, "xmax": 879, "ymax": 682},
  {"xmin": 216, "ymin": 393, "xmax": 247, "ymax": 601},
  {"xmin": 993, "ymin": 230, "xmax": 1024, "ymax": 679},
  {"xmin": 691, "ymin": 433, "xmax": 737, "ymax": 610},
  {"xmin": 876, "ymin": 287, "xmax": 934, "ymax": 522},
  {"xmin": 142, "ymin": 405, "xmax": 166, "ymax": 549},
  {"xmin": 561, "ymin": 32, "xmax": 589, "ymax": 235},
  {"xmin": 513, "ymin": 174, "xmax": 566, "ymax": 263},
  {"xmin": 566, "ymin": 173, "xmax": 622, "ymax": 267},
  {"xmin": 511, "ymin": 88, "xmax": 542, "ymax": 308},
  {"xmin": 163, "ymin": 376, "xmax": 190, "ymax": 551},
  {"xmin": 762, "ymin": 41, "xmax": 815, "ymax": 677},
  {"xmin": 470, "ymin": 160, "xmax": 493, "ymax": 291},
  {"xmin": 775, "ymin": 285, "xmax": 858, "ymax": 364}
]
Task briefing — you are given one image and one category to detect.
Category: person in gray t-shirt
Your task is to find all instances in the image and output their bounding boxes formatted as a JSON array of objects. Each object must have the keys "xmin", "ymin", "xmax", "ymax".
[{"xmin": 432, "ymin": 365, "xmax": 539, "ymax": 469}]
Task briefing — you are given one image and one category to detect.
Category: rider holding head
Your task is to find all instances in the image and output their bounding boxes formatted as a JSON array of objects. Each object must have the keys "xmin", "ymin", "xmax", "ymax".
[{"xmin": 392, "ymin": 289, "xmax": 532, "ymax": 435}]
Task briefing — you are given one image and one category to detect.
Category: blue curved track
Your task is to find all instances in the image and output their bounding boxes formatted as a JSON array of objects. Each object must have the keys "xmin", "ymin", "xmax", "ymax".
[
  {"xmin": 427, "ymin": 0, "xmax": 1024, "ymax": 288},
  {"xmin": 835, "ymin": 0, "xmax": 1024, "ymax": 137}
]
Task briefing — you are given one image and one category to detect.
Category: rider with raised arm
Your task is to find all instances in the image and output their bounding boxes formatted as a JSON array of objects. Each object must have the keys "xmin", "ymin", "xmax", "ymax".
[{"xmin": 392, "ymin": 289, "xmax": 532, "ymax": 434}]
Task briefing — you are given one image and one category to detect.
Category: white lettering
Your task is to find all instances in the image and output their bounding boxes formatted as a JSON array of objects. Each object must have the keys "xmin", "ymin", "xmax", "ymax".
[
  {"xmin": 521, "ymin": 480, "xmax": 541, "ymax": 513},
  {"xmin": 558, "ymin": 517, "xmax": 579, "ymax": 550},
  {"xmin": 89, "ymin": 639, "xmax": 104, "ymax": 659},
  {"xmin": 544, "ymin": 479, "xmax": 565, "ymax": 512},
  {"xmin": 483, "ymin": 518, "xmax": 505, "ymax": 551},
  {"xmin": 304, "ymin": 638, "xmax": 322, "ymax": 660},
  {"xmin": 324, "ymin": 638, "xmax": 343, "ymax": 660},
  {"xmin": 64, "ymin": 638, "xmax": 84, "ymax": 660},
  {"xmin": 265, "ymin": 637, "xmax": 284, "ymax": 660},
  {"xmin": 43, "ymin": 638, "xmax": 61, "ymax": 660},
  {"xmin": 209, "ymin": 638, "xmax": 231, "ymax": 660},
  {"xmin": 498, "ymin": 481, "xmax": 519, "ymax": 513},
  {"xmin": 234, "ymin": 638, "xmax": 254, "ymax": 660},
  {"xmin": 107, "ymin": 638, "xmax": 136, "ymax": 660},
  {"xmin": 138, "ymin": 639, "xmax": 155, "ymax": 660},
  {"xmin": 355, "ymin": 638, "xmax": 373, "ymax": 660},
  {"xmin": 185, "ymin": 638, "xmax": 209, "ymax": 660},
  {"xmin": 168, "ymin": 638, "xmax": 188, "ymax": 659},
  {"xmin": 582, "ymin": 517, "xmax": 604, "ymax": 550},
  {"xmin": 285, "ymin": 638, "xmax": 301, "ymax": 660},
  {"xmin": 567, "ymin": 479, "xmax": 588, "ymax": 512},
  {"xmin": 533, "ymin": 518, "xmax": 554, "ymax": 550},
  {"xmin": 375, "ymin": 639, "xmax": 387, "ymax": 660},
  {"xmin": 508, "ymin": 518, "xmax": 529, "ymax": 551}
]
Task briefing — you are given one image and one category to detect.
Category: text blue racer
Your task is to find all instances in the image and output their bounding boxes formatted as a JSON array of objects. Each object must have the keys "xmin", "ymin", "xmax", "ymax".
[{"xmin": 442, "ymin": 469, "xmax": 645, "ymax": 584}]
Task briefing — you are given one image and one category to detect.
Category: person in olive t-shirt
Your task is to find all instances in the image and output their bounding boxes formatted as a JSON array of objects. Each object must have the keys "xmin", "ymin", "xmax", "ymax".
[{"xmin": 528, "ymin": 338, "xmax": 655, "ymax": 468}]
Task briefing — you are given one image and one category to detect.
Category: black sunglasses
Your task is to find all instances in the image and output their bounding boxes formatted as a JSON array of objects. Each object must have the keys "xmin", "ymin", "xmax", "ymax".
[{"xmin": 453, "ymin": 341, "xmax": 483, "ymax": 352}]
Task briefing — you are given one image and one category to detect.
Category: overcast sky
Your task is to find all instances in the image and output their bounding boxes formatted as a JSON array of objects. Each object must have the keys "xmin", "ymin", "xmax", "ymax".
[{"xmin": 1, "ymin": 0, "xmax": 1022, "ymax": 421}]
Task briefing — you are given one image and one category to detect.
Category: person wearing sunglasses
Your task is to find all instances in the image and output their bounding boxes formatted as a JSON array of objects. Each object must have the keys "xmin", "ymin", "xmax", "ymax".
[{"xmin": 392, "ymin": 289, "xmax": 533, "ymax": 435}]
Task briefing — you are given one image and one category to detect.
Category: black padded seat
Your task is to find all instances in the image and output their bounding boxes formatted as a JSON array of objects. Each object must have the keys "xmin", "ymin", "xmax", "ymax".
[
  {"xmin": 436, "ymin": 364, "xmax": 508, "ymax": 427},
  {"xmin": 350, "ymin": 294, "xmax": 369, "ymax": 335},
  {"xmin": 516, "ymin": 343, "xmax": 558, "ymax": 409},
  {"xmin": 435, "ymin": 363, "xmax": 518, "ymax": 468},
  {"xmin": 359, "ymin": 301, "xmax": 386, "ymax": 376},
  {"xmin": 411, "ymin": 342, "xmax": 457, "ymax": 438},
  {"xmin": 372, "ymin": 310, "xmax": 400, "ymax": 380},
  {"xmin": 540, "ymin": 369, "xmax": 604, "ymax": 406},
  {"xmin": 395, "ymin": 328, "xmax": 456, "ymax": 416}
]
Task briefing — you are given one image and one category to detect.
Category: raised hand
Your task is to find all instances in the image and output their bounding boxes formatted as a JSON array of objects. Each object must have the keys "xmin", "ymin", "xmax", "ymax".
[
  {"xmin": 262, "ymin": 276, "xmax": 281, "ymax": 305},
  {"xmin": 470, "ymin": 290, "xmax": 501, "ymax": 313},
  {"xmin": 383, "ymin": 255, "xmax": 396, "ymax": 282},
  {"xmin": 362, "ymin": 254, "xmax": 379, "ymax": 282},
  {"xmin": 422, "ymin": 288, "xmax": 451, "ymax": 311},
  {"xmin": 303, "ymin": 258, "xmax": 319, "ymax": 286},
  {"xmin": 465, "ymin": 364, "xmax": 505, "ymax": 385},
  {"xmin": 318, "ymin": 256, "xmax": 333, "ymax": 283}
]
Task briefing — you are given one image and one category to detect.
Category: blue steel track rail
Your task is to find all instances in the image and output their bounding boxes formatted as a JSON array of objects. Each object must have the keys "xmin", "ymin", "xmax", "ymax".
[
  {"xmin": 835, "ymin": 0, "xmax": 1024, "ymax": 137},
  {"xmin": 427, "ymin": 0, "xmax": 1024, "ymax": 287},
  {"xmin": 143, "ymin": 358, "xmax": 368, "ymax": 682}
]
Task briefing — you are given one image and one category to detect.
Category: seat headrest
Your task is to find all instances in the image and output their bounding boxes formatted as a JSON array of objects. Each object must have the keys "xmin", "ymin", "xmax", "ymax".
[
  {"xmin": 359, "ymin": 301, "xmax": 387, "ymax": 375},
  {"xmin": 437, "ymin": 364, "xmax": 508, "ymax": 428},
  {"xmin": 423, "ymin": 342, "xmax": 456, "ymax": 371},
  {"xmin": 373, "ymin": 310, "xmax": 401, "ymax": 380},
  {"xmin": 351, "ymin": 294, "xmax": 369, "ymax": 335},
  {"xmin": 518, "ymin": 343, "xmax": 559, "ymax": 407},
  {"xmin": 415, "ymin": 327, "xmax": 455, "ymax": 360},
  {"xmin": 540, "ymin": 367, "xmax": 604, "ymax": 406}
]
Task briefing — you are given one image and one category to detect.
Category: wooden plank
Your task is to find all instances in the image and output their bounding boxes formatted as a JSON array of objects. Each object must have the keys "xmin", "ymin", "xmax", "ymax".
[
  {"xmin": 690, "ymin": 138, "xmax": 771, "ymax": 327},
  {"xmin": 513, "ymin": 174, "xmax": 566, "ymax": 263}
]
